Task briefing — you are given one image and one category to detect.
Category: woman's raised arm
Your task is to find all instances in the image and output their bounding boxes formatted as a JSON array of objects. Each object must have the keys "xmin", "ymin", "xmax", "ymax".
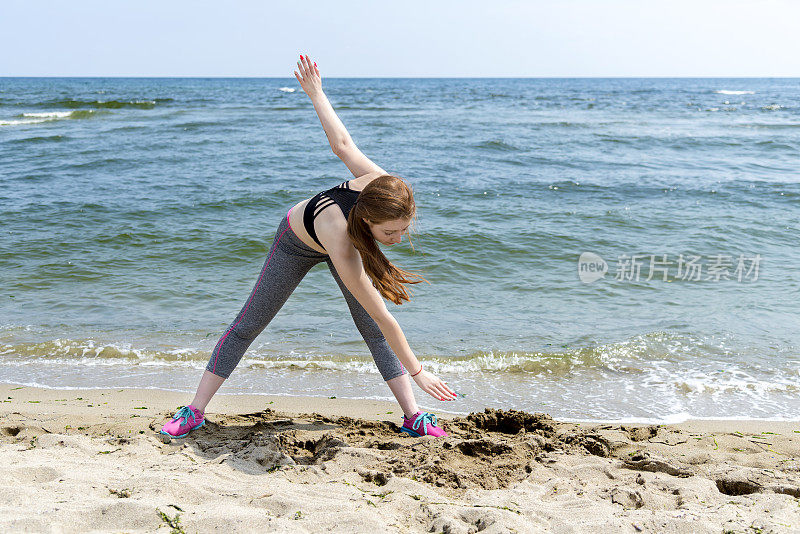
[{"xmin": 294, "ymin": 54, "xmax": 387, "ymax": 178}]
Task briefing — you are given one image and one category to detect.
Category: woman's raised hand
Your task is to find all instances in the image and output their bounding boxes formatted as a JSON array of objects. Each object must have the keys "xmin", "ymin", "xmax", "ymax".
[
  {"xmin": 294, "ymin": 54, "xmax": 322, "ymax": 99},
  {"xmin": 412, "ymin": 368, "xmax": 458, "ymax": 401}
]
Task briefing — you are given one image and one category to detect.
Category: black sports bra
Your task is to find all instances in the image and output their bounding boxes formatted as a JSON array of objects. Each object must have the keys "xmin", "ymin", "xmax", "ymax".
[{"xmin": 303, "ymin": 181, "xmax": 360, "ymax": 248}]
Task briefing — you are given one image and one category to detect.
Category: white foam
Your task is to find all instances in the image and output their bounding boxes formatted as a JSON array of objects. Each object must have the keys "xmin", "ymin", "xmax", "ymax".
[
  {"xmin": 1, "ymin": 110, "xmax": 78, "ymax": 126},
  {"xmin": 557, "ymin": 411, "xmax": 695, "ymax": 425},
  {"xmin": 0, "ymin": 117, "xmax": 52, "ymax": 126},
  {"xmin": 715, "ymin": 90, "xmax": 754, "ymax": 95},
  {"xmin": 278, "ymin": 87, "xmax": 296, "ymax": 93},
  {"xmin": 557, "ymin": 412, "xmax": 800, "ymax": 424},
  {"xmin": 244, "ymin": 358, "xmax": 379, "ymax": 373},
  {"xmin": 24, "ymin": 111, "xmax": 72, "ymax": 119}
]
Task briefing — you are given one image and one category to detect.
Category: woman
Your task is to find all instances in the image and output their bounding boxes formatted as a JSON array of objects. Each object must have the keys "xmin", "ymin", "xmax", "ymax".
[{"xmin": 160, "ymin": 54, "xmax": 456, "ymax": 440}]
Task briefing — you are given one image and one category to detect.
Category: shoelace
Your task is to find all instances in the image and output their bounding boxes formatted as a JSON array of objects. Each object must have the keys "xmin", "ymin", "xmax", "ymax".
[
  {"xmin": 171, "ymin": 406, "xmax": 197, "ymax": 426},
  {"xmin": 410, "ymin": 412, "xmax": 438, "ymax": 436}
]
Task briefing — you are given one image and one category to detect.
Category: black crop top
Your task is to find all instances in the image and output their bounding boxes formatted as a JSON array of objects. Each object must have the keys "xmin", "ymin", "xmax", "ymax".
[{"xmin": 303, "ymin": 180, "xmax": 360, "ymax": 248}]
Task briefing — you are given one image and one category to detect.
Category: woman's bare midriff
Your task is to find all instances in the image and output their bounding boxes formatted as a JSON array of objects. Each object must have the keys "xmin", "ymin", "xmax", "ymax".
[
  {"xmin": 287, "ymin": 197, "xmax": 329, "ymax": 254},
  {"xmin": 286, "ymin": 173, "xmax": 376, "ymax": 255}
]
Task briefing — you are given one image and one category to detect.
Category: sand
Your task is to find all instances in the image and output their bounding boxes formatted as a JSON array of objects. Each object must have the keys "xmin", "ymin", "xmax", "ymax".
[{"xmin": 1, "ymin": 384, "xmax": 799, "ymax": 533}]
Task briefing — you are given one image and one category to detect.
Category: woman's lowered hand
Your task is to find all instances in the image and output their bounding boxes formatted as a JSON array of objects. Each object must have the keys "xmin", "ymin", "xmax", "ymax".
[{"xmin": 412, "ymin": 368, "xmax": 457, "ymax": 401}]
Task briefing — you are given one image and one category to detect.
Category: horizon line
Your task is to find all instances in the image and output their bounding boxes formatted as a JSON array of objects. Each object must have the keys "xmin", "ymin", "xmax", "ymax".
[{"xmin": 2, "ymin": 75, "xmax": 799, "ymax": 79}]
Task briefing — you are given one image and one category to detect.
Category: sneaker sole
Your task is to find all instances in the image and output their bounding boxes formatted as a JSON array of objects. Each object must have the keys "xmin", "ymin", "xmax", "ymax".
[
  {"xmin": 159, "ymin": 419, "xmax": 205, "ymax": 439},
  {"xmin": 400, "ymin": 426, "xmax": 448, "ymax": 438},
  {"xmin": 399, "ymin": 426, "xmax": 423, "ymax": 437}
]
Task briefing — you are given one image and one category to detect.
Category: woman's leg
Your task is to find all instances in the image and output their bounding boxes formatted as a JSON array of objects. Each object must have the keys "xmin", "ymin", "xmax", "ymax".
[
  {"xmin": 326, "ymin": 259, "xmax": 420, "ymax": 418},
  {"xmin": 385, "ymin": 373, "xmax": 420, "ymax": 419},
  {"xmin": 190, "ymin": 370, "xmax": 225, "ymax": 412},
  {"xmin": 194, "ymin": 217, "xmax": 324, "ymax": 410}
]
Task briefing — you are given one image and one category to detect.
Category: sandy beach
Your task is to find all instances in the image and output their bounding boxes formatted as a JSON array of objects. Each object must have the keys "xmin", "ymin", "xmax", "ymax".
[{"xmin": 1, "ymin": 384, "xmax": 799, "ymax": 533}]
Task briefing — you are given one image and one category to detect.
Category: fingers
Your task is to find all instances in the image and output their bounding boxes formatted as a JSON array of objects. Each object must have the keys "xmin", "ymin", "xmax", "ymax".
[
  {"xmin": 298, "ymin": 53, "xmax": 319, "ymax": 80},
  {"xmin": 293, "ymin": 71, "xmax": 302, "ymax": 84},
  {"xmin": 434, "ymin": 380, "xmax": 456, "ymax": 400},
  {"xmin": 425, "ymin": 382, "xmax": 455, "ymax": 401},
  {"xmin": 441, "ymin": 382, "xmax": 457, "ymax": 397},
  {"xmin": 302, "ymin": 54, "xmax": 313, "ymax": 73},
  {"xmin": 428, "ymin": 388, "xmax": 445, "ymax": 401},
  {"xmin": 422, "ymin": 384, "xmax": 443, "ymax": 401},
  {"xmin": 300, "ymin": 54, "xmax": 312, "ymax": 78},
  {"xmin": 436, "ymin": 384, "xmax": 456, "ymax": 400}
]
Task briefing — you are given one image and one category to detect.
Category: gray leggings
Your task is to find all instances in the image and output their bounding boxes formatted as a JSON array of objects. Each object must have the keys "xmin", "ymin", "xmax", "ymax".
[{"xmin": 206, "ymin": 211, "xmax": 407, "ymax": 381}]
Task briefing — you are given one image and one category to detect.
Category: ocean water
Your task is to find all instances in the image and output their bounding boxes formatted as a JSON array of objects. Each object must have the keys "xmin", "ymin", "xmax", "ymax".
[{"xmin": 1, "ymin": 77, "xmax": 798, "ymax": 423}]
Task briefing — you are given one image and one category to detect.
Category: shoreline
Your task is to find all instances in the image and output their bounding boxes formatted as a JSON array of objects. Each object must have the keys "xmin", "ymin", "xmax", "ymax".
[
  {"xmin": 2, "ymin": 383, "xmax": 799, "ymax": 532},
  {"xmin": 2, "ymin": 382, "xmax": 799, "ymax": 429}
]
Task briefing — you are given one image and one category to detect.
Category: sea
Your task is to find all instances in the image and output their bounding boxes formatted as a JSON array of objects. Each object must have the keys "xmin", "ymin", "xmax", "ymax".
[{"xmin": 1, "ymin": 77, "xmax": 798, "ymax": 423}]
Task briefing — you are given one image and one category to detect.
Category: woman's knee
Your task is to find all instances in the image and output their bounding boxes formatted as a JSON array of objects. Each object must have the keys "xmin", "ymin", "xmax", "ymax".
[{"xmin": 230, "ymin": 321, "xmax": 261, "ymax": 342}]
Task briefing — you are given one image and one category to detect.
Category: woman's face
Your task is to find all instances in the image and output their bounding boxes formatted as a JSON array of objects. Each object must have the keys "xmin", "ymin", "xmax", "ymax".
[{"xmin": 364, "ymin": 217, "xmax": 412, "ymax": 246}]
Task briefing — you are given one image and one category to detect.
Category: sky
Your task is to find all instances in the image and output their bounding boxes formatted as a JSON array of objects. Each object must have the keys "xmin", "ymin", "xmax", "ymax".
[{"xmin": 1, "ymin": 0, "xmax": 799, "ymax": 77}]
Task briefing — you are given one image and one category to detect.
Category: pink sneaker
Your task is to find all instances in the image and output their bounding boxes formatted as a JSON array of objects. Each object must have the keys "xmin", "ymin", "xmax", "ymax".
[
  {"xmin": 400, "ymin": 411, "xmax": 448, "ymax": 437},
  {"xmin": 160, "ymin": 405, "xmax": 205, "ymax": 438}
]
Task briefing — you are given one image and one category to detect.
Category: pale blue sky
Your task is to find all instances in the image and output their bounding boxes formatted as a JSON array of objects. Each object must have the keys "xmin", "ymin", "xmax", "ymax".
[{"xmin": 1, "ymin": 0, "xmax": 798, "ymax": 77}]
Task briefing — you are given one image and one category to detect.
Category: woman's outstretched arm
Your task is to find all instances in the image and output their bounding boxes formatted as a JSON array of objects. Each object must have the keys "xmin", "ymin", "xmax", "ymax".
[
  {"xmin": 294, "ymin": 54, "xmax": 387, "ymax": 178},
  {"xmin": 321, "ymin": 221, "xmax": 457, "ymax": 402}
]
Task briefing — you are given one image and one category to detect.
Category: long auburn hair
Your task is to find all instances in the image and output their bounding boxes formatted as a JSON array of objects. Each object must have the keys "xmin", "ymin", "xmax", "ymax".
[{"xmin": 346, "ymin": 175, "xmax": 428, "ymax": 305}]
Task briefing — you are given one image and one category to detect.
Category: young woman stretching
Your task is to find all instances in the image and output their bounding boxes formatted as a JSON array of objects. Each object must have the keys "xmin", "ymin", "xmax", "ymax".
[{"xmin": 160, "ymin": 54, "xmax": 456, "ymax": 439}]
